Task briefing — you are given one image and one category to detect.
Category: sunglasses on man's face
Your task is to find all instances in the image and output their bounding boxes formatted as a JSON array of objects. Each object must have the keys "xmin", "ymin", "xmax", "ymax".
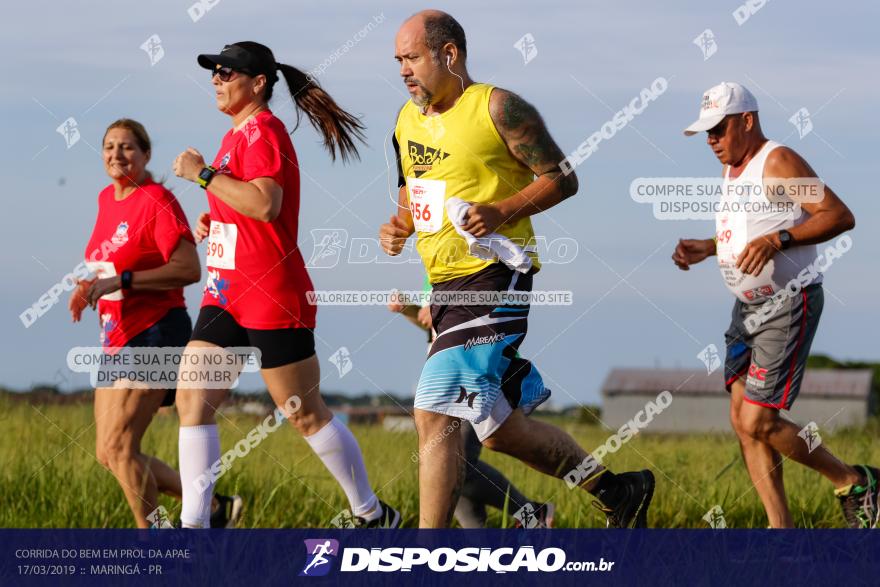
[
  {"xmin": 707, "ymin": 113, "xmax": 750, "ymax": 139},
  {"xmin": 707, "ymin": 116, "xmax": 733, "ymax": 139}
]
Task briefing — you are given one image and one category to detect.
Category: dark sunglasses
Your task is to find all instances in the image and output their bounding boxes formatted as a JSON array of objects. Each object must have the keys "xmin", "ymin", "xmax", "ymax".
[
  {"xmin": 707, "ymin": 116, "xmax": 733, "ymax": 138},
  {"xmin": 212, "ymin": 66, "xmax": 240, "ymax": 82},
  {"xmin": 707, "ymin": 113, "xmax": 750, "ymax": 138}
]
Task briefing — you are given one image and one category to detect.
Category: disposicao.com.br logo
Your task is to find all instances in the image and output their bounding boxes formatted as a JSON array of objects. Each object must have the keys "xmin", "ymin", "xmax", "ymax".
[{"xmin": 300, "ymin": 541, "xmax": 615, "ymax": 575}]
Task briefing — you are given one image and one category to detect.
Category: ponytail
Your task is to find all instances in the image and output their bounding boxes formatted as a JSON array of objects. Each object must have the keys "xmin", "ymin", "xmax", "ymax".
[
  {"xmin": 220, "ymin": 41, "xmax": 367, "ymax": 163},
  {"xmin": 274, "ymin": 63, "xmax": 366, "ymax": 163}
]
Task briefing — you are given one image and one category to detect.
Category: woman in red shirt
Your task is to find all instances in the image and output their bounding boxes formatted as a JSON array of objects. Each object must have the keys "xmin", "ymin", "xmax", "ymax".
[
  {"xmin": 171, "ymin": 42, "xmax": 399, "ymax": 528},
  {"xmin": 70, "ymin": 119, "xmax": 239, "ymax": 528}
]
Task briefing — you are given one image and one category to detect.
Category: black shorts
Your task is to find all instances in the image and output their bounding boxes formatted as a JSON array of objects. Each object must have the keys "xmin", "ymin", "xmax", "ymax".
[
  {"xmin": 190, "ymin": 305, "xmax": 315, "ymax": 369},
  {"xmin": 416, "ymin": 263, "xmax": 550, "ymax": 441},
  {"xmin": 123, "ymin": 307, "xmax": 192, "ymax": 407}
]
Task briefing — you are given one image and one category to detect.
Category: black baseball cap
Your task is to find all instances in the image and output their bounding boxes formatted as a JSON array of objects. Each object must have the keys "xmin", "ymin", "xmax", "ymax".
[{"xmin": 197, "ymin": 42, "xmax": 276, "ymax": 78}]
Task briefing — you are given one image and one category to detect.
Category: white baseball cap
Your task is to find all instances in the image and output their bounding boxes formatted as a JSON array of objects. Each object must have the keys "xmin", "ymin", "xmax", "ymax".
[{"xmin": 683, "ymin": 82, "xmax": 759, "ymax": 136}]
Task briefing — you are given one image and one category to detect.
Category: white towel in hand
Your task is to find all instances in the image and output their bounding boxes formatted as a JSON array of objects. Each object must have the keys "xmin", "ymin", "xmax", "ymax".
[{"xmin": 445, "ymin": 197, "xmax": 533, "ymax": 274}]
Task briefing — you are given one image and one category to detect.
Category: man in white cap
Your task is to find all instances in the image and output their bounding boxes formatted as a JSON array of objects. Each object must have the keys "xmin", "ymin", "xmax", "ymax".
[{"xmin": 672, "ymin": 81, "xmax": 878, "ymax": 528}]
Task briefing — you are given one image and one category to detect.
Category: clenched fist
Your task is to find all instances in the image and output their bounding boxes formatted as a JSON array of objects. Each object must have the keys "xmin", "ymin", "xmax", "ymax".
[
  {"xmin": 173, "ymin": 148, "xmax": 206, "ymax": 183},
  {"xmin": 194, "ymin": 212, "xmax": 211, "ymax": 243},
  {"xmin": 672, "ymin": 238, "xmax": 715, "ymax": 271},
  {"xmin": 380, "ymin": 215, "xmax": 413, "ymax": 256}
]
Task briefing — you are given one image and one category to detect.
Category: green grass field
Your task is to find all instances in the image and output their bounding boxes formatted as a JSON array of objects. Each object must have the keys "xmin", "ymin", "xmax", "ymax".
[{"xmin": 1, "ymin": 397, "xmax": 877, "ymax": 528}]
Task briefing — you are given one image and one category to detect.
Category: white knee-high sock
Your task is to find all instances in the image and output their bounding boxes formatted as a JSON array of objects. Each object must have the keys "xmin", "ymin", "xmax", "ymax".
[
  {"xmin": 179, "ymin": 424, "xmax": 220, "ymax": 528},
  {"xmin": 304, "ymin": 417, "xmax": 379, "ymax": 518}
]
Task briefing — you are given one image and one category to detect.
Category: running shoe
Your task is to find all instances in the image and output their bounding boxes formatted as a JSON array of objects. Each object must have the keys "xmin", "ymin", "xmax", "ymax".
[
  {"xmin": 592, "ymin": 470, "xmax": 655, "ymax": 528},
  {"xmin": 210, "ymin": 494, "xmax": 243, "ymax": 528},
  {"xmin": 354, "ymin": 501, "xmax": 401, "ymax": 528},
  {"xmin": 836, "ymin": 465, "xmax": 880, "ymax": 529}
]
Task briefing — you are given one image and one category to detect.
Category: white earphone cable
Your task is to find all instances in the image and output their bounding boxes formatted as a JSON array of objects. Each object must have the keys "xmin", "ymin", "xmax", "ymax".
[{"xmin": 383, "ymin": 126, "xmax": 409, "ymax": 210}]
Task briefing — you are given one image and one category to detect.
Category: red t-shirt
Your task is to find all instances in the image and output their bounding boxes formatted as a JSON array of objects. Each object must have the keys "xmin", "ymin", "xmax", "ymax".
[
  {"xmin": 201, "ymin": 110, "xmax": 316, "ymax": 329},
  {"xmin": 84, "ymin": 180, "xmax": 194, "ymax": 350}
]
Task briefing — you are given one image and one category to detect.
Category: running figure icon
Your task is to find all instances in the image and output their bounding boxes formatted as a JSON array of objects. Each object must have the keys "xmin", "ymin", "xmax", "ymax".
[{"xmin": 302, "ymin": 541, "xmax": 335, "ymax": 576}]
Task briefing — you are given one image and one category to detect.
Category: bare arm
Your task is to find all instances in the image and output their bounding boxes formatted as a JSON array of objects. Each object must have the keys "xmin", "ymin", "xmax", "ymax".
[
  {"xmin": 398, "ymin": 304, "xmax": 427, "ymax": 329},
  {"xmin": 391, "ymin": 124, "xmax": 415, "ymax": 234},
  {"xmin": 85, "ymin": 240, "xmax": 201, "ymax": 308},
  {"xmin": 396, "ymin": 185, "xmax": 415, "ymax": 232},
  {"xmin": 461, "ymin": 89, "xmax": 577, "ymax": 236},
  {"xmin": 173, "ymin": 147, "xmax": 283, "ymax": 222},
  {"xmin": 736, "ymin": 147, "xmax": 855, "ymax": 275},
  {"xmin": 379, "ymin": 177, "xmax": 415, "ymax": 256},
  {"xmin": 672, "ymin": 238, "xmax": 716, "ymax": 271},
  {"xmin": 206, "ymin": 175, "xmax": 283, "ymax": 222},
  {"xmin": 763, "ymin": 147, "xmax": 855, "ymax": 246},
  {"xmin": 126, "ymin": 239, "xmax": 201, "ymax": 290}
]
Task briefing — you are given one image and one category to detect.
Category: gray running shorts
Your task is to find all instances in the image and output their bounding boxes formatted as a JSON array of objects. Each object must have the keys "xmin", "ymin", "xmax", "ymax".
[{"xmin": 723, "ymin": 284, "xmax": 823, "ymax": 409}]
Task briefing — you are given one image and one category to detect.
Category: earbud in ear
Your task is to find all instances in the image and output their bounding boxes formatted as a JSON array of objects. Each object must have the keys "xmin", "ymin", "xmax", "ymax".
[{"xmin": 446, "ymin": 55, "xmax": 451, "ymax": 67}]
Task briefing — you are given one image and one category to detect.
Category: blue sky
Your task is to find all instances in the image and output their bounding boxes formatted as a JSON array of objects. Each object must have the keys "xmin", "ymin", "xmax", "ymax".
[{"xmin": 2, "ymin": 1, "xmax": 878, "ymax": 406}]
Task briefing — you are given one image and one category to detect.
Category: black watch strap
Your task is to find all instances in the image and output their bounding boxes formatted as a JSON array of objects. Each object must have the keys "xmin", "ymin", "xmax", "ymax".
[
  {"xmin": 121, "ymin": 270, "xmax": 134, "ymax": 290},
  {"xmin": 197, "ymin": 165, "xmax": 218, "ymax": 189},
  {"xmin": 778, "ymin": 229, "xmax": 793, "ymax": 250}
]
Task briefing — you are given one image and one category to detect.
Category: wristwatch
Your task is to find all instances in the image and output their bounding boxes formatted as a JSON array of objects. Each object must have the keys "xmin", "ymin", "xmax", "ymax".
[
  {"xmin": 120, "ymin": 270, "xmax": 134, "ymax": 290},
  {"xmin": 778, "ymin": 229, "xmax": 793, "ymax": 250},
  {"xmin": 197, "ymin": 165, "xmax": 218, "ymax": 189}
]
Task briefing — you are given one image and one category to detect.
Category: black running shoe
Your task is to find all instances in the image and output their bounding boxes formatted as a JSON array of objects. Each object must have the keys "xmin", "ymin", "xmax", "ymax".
[
  {"xmin": 592, "ymin": 470, "xmax": 655, "ymax": 528},
  {"xmin": 836, "ymin": 465, "xmax": 880, "ymax": 529},
  {"xmin": 354, "ymin": 501, "xmax": 401, "ymax": 528},
  {"xmin": 210, "ymin": 494, "xmax": 243, "ymax": 529}
]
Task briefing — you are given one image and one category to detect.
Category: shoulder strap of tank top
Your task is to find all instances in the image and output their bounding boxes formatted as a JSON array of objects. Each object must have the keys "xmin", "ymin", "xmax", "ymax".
[{"xmin": 753, "ymin": 140, "xmax": 782, "ymax": 177}]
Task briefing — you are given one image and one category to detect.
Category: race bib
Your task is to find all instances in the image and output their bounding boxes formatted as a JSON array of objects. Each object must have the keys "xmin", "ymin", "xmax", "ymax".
[
  {"xmin": 715, "ymin": 211, "xmax": 748, "ymax": 265},
  {"xmin": 206, "ymin": 221, "xmax": 237, "ymax": 270},
  {"xmin": 716, "ymin": 206, "xmax": 776, "ymax": 300},
  {"xmin": 406, "ymin": 177, "xmax": 445, "ymax": 233},
  {"xmin": 84, "ymin": 261, "xmax": 123, "ymax": 301}
]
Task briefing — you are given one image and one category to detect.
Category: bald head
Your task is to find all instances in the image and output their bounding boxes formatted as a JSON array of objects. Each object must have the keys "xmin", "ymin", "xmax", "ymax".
[
  {"xmin": 400, "ymin": 10, "xmax": 467, "ymax": 64},
  {"xmin": 395, "ymin": 10, "xmax": 471, "ymax": 113},
  {"xmin": 405, "ymin": 8, "xmax": 450, "ymax": 25}
]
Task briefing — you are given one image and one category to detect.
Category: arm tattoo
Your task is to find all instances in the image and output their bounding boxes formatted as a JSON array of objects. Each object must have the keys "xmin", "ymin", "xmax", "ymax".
[{"xmin": 492, "ymin": 89, "xmax": 577, "ymax": 198}]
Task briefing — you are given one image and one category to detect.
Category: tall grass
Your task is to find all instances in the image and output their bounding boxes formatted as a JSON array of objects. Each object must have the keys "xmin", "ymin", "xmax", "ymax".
[{"xmin": 1, "ymin": 397, "xmax": 876, "ymax": 528}]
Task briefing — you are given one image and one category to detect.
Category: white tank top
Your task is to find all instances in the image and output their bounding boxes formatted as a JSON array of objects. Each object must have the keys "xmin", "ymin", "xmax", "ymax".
[{"xmin": 716, "ymin": 140, "xmax": 820, "ymax": 303}]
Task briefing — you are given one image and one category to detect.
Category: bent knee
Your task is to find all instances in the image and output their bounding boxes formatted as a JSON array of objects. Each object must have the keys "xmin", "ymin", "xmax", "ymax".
[
  {"xmin": 481, "ymin": 432, "xmax": 504, "ymax": 452},
  {"xmin": 740, "ymin": 413, "xmax": 781, "ymax": 441},
  {"xmin": 414, "ymin": 410, "xmax": 460, "ymax": 444},
  {"xmin": 285, "ymin": 409, "xmax": 329, "ymax": 437},
  {"xmin": 97, "ymin": 436, "xmax": 137, "ymax": 469},
  {"xmin": 729, "ymin": 408, "xmax": 743, "ymax": 435},
  {"xmin": 95, "ymin": 445, "xmax": 112, "ymax": 470}
]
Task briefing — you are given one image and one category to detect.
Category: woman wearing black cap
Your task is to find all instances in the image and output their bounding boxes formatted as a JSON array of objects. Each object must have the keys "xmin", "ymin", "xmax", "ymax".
[{"xmin": 171, "ymin": 42, "xmax": 399, "ymax": 528}]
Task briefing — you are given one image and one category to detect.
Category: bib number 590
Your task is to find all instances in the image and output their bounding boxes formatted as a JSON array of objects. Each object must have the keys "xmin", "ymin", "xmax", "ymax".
[
  {"xmin": 207, "ymin": 241, "xmax": 224, "ymax": 258},
  {"xmin": 206, "ymin": 221, "xmax": 237, "ymax": 270}
]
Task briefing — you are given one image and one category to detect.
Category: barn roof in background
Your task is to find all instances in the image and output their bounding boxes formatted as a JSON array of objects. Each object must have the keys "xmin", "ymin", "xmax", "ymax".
[{"xmin": 602, "ymin": 369, "xmax": 873, "ymax": 399}]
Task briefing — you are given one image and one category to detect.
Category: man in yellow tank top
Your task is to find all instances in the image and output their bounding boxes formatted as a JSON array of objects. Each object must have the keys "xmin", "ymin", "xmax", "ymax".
[{"xmin": 379, "ymin": 10, "xmax": 655, "ymax": 529}]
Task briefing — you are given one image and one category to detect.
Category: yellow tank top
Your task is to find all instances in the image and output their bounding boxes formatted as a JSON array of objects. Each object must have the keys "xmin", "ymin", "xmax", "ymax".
[{"xmin": 395, "ymin": 83, "xmax": 540, "ymax": 284}]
